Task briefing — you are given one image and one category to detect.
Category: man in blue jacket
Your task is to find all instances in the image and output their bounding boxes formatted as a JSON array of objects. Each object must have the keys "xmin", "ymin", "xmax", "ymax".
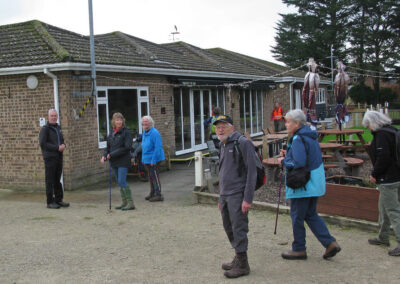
[
  {"xmin": 141, "ymin": 116, "xmax": 165, "ymax": 202},
  {"xmin": 215, "ymin": 115, "xmax": 257, "ymax": 278}
]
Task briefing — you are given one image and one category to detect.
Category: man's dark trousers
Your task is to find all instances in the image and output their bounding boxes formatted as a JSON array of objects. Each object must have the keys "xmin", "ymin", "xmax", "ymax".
[
  {"xmin": 220, "ymin": 192, "xmax": 249, "ymax": 253},
  {"xmin": 44, "ymin": 157, "xmax": 63, "ymax": 204}
]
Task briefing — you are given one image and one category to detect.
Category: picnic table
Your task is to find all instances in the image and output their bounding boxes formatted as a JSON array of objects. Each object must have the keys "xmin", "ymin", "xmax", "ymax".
[
  {"xmin": 252, "ymin": 133, "xmax": 288, "ymax": 158},
  {"xmin": 318, "ymin": 129, "xmax": 368, "ymax": 152}
]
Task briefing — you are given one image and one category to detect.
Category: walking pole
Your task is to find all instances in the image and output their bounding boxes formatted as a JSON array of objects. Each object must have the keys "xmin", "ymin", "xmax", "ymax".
[
  {"xmin": 108, "ymin": 161, "xmax": 112, "ymax": 212},
  {"xmin": 274, "ymin": 168, "xmax": 284, "ymax": 235}
]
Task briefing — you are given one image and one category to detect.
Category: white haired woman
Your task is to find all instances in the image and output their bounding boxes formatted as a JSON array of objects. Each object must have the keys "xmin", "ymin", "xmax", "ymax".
[
  {"xmin": 141, "ymin": 116, "xmax": 165, "ymax": 202},
  {"xmin": 363, "ymin": 110, "xmax": 400, "ymax": 257},
  {"xmin": 278, "ymin": 109, "xmax": 341, "ymax": 260}
]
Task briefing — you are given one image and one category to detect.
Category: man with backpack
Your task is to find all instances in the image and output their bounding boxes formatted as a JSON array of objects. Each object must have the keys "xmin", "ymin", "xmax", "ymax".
[
  {"xmin": 214, "ymin": 115, "xmax": 257, "ymax": 278},
  {"xmin": 362, "ymin": 110, "xmax": 400, "ymax": 257}
]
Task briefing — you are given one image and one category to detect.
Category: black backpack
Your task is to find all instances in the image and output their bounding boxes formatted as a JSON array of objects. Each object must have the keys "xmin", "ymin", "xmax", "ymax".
[
  {"xmin": 233, "ymin": 136, "xmax": 266, "ymax": 191},
  {"xmin": 380, "ymin": 126, "xmax": 400, "ymax": 167}
]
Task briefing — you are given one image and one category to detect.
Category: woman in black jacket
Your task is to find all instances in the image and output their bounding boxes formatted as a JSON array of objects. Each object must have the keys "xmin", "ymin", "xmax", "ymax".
[
  {"xmin": 101, "ymin": 113, "xmax": 134, "ymax": 210},
  {"xmin": 363, "ymin": 110, "xmax": 400, "ymax": 257}
]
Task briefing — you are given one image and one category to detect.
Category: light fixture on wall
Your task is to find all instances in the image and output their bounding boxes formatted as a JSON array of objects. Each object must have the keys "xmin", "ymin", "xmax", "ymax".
[
  {"xmin": 27, "ymin": 75, "xmax": 38, "ymax": 89},
  {"xmin": 279, "ymin": 83, "xmax": 285, "ymax": 89}
]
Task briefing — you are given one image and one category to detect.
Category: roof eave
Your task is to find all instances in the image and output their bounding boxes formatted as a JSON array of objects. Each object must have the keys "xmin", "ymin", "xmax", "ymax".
[{"xmin": 0, "ymin": 63, "xmax": 277, "ymax": 81}]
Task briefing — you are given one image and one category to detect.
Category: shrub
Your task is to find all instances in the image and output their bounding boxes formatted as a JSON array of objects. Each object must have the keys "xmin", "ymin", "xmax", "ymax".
[{"xmin": 348, "ymin": 83, "xmax": 375, "ymax": 104}]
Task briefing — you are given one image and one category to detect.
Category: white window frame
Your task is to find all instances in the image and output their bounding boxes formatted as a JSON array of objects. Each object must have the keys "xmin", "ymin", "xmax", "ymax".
[
  {"xmin": 317, "ymin": 88, "xmax": 326, "ymax": 104},
  {"xmin": 241, "ymin": 89, "xmax": 264, "ymax": 136},
  {"xmin": 96, "ymin": 86, "xmax": 149, "ymax": 149}
]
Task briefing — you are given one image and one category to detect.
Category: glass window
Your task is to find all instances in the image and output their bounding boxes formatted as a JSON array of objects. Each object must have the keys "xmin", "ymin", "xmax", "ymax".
[
  {"xmin": 174, "ymin": 88, "xmax": 183, "ymax": 151},
  {"xmin": 97, "ymin": 103, "xmax": 108, "ymax": 146},
  {"xmin": 140, "ymin": 90, "xmax": 147, "ymax": 97},
  {"xmin": 240, "ymin": 89, "xmax": 264, "ymax": 135},
  {"xmin": 317, "ymin": 88, "xmax": 326, "ymax": 104},
  {"xmin": 218, "ymin": 89, "xmax": 225, "ymax": 112},
  {"xmin": 97, "ymin": 90, "xmax": 106, "ymax": 98}
]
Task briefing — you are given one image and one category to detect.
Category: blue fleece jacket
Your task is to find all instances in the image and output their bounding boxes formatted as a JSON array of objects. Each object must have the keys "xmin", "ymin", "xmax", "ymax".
[
  {"xmin": 141, "ymin": 127, "xmax": 165, "ymax": 164},
  {"xmin": 282, "ymin": 125, "xmax": 326, "ymax": 199}
]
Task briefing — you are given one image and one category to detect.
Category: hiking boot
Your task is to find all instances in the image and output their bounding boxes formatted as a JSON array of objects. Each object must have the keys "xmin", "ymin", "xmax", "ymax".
[
  {"xmin": 115, "ymin": 188, "xmax": 127, "ymax": 210},
  {"xmin": 388, "ymin": 247, "xmax": 400, "ymax": 257},
  {"xmin": 368, "ymin": 238, "xmax": 390, "ymax": 247},
  {"xmin": 47, "ymin": 202, "xmax": 60, "ymax": 209},
  {"xmin": 281, "ymin": 250, "xmax": 307, "ymax": 260},
  {"xmin": 323, "ymin": 241, "xmax": 341, "ymax": 259},
  {"xmin": 149, "ymin": 195, "xmax": 164, "ymax": 202},
  {"xmin": 145, "ymin": 188, "xmax": 155, "ymax": 200},
  {"xmin": 224, "ymin": 252, "xmax": 250, "ymax": 278},
  {"xmin": 121, "ymin": 187, "xmax": 135, "ymax": 211},
  {"xmin": 221, "ymin": 254, "xmax": 238, "ymax": 271},
  {"xmin": 56, "ymin": 201, "xmax": 70, "ymax": 207}
]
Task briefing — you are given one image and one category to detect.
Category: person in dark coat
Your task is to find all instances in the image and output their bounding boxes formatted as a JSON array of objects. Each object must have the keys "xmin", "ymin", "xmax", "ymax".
[
  {"xmin": 101, "ymin": 113, "xmax": 134, "ymax": 210},
  {"xmin": 363, "ymin": 110, "xmax": 400, "ymax": 257},
  {"xmin": 215, "ymin": 115, "xmax": 257, "ymax": 278},
  {"xmin": 39, "ymin": 109, "xmax": 69, "ymax": 209}
]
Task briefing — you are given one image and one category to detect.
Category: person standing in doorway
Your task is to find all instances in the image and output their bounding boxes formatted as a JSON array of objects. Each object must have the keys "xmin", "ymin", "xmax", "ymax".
[
  {"xmin": 101, "ymin": 112, "xmax": 134, "ymax": 210},
  {"xmin": 215, "ymin": 115, "xmax": 257, "ymax": 278},
  {"xmin": 39, "ymin": 109, "xmax": 69, "ymax": 209},
  {"xmin": 270, "ymin": 103, "xmax": 285, "ymax": 133},
  {"xmin": 141, "ymin": 116, "xmax": 165, "ymax": 202}
]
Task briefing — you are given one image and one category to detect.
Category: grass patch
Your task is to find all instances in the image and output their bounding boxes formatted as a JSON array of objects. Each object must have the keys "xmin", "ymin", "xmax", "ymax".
[
  {"xmin": 31, "ymin": 216, "xmax": 56, "ymax": 221},
  {"xmin": 321, "ymin": 125, "xmax": 400, "ymax": 143},
  {"xmin": 83, "ymin": 216, "xmax": 93, "ymax": 220}
]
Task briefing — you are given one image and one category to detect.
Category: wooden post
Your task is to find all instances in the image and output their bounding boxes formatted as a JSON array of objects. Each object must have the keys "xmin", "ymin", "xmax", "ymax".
[{"xmin": 262, "ymin": 135, "xmax": 269, "ymax": 158}]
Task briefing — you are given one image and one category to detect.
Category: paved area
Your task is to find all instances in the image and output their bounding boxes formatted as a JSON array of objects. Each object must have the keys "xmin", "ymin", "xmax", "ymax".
[{"xmin": 1, "ymin": 163, "xmax": 400, "ymax": 283}]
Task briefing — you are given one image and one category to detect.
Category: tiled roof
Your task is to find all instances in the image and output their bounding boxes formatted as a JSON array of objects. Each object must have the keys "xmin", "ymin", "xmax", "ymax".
[{"xmin": 0, "ymin": 20, "xmax": 307, "ymax": 79}]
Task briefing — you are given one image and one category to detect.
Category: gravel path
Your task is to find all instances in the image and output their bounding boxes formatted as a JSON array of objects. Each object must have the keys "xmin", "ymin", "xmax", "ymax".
[{"xmin": 1, "ymin": 164, "xmax": 400, "ymax": 283}]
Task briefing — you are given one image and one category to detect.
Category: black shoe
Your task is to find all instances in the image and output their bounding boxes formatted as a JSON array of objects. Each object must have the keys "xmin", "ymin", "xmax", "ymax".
[
  {"xmin": 47, "ymin": 203, "xmax": 60, "ymax": 209},
  {"xmin": 368, "ymin": 238, "xmax": 390, "ymax": 247},
  {"xmin": 149, "ymin": 195, "xmax": 164, "ymax": 202},
  {"xmin": 56, "ymin": 201, "xmax": 70, "ymax": 207}
]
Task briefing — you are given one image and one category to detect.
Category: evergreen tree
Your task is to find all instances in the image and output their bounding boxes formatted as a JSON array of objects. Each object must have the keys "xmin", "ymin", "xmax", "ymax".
[{"xmin": 271, "ymin": 0, "xmax": 351, "ymax": 69}]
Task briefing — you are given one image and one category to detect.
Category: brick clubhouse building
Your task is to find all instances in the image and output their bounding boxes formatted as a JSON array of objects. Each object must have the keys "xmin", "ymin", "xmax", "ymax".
[{"xmin": 0, "ymin": 20, "xmax": 329, "ymax": 190}]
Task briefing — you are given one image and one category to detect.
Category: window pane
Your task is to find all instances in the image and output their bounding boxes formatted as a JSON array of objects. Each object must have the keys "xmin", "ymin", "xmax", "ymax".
[
  {"xmin": 240, "ymin": 90, "xmax": 245, "ymax": 131},
  {"xmin": 173, "ymin": 88, "xmax": 183, "ymax": 151},
  {"xmin": 97, "ymin": 90, "xmax": 106, "ymax": 98},
  {"xmin": 182, "ymin": 89, "xmax": 191, "ymax": 150},
  {"xmin": 245, "ymin": 90, "xmax": 251, "ymax": 133},
  {"xmin": 141, "ymin": 102, "xmax": 148, "ymax": 117},
  {"xmin": 140, "ymin": 90, "xmax": 147, "ymax": 97},
  {"xmin": 108, "ymin": 89, "xmax": 138, "ymax": 136},
  {"xmin": 218, "ymin": 89, "xmax": 225, "ymax": 112},
  {"xmin": 252, "ymin": 90, "xmax": 257, "ymax": 134},
  {"xmin": 98, "ymin": 104, "xmax": 108, "ymax": 143},
  {"xmin": 257, "ymin": 91, "xmax": 263, "ymax": 132},
  {"xmin": 203, "ymin": 90, "xmax": 210, "ymax": 141},
  {"xmin": 193, "ymin": 90, "xmax": 202, "ymax": 146},
  {"xmin": 211, "ymin": 89, "xmax": 218, "ymax": 112}
]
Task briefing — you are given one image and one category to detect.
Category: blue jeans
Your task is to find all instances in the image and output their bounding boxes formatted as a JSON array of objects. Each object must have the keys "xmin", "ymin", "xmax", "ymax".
[
  {"xmin": 290, "ymin": 197, "xmax": 335, "ymax": 252},
  {"xmin": 112, "ymin": 167, "xmax": 129, "ymax": 187}
]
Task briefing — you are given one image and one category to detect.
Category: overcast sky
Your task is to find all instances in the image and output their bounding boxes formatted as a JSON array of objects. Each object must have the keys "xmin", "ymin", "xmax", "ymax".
[{"xmin": 0, "ymin": 0, "xmax": 294, "ymax": 65}]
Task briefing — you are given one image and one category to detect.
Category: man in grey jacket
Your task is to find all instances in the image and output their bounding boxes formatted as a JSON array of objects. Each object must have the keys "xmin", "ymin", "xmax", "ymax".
[{"xmin": 215, "ymin": 115, "xmax": 257, "ymax": 278}]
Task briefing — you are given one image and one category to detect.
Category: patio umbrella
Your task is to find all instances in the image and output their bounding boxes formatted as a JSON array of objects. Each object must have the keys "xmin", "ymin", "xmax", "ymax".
[
  {"xmin": 334, "ymin": 62, "xmax": 350, "ymax": 130},
  {"xmin": 302, "ymin": 58, "xmax": 320, "ymax": 130}
]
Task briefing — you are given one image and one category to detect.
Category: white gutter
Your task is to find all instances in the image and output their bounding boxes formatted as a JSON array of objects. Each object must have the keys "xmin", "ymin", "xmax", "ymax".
[
  {"xmin": 43, "ymin": 68, "xmax": 64, "ymax": 189},
  {"xmin": 1, "ymin": 62, "xmax": 272, "ymax": 81},
  {"xmin": 43, "ymin": 68, "xmax": 59, "ymax": 124}
]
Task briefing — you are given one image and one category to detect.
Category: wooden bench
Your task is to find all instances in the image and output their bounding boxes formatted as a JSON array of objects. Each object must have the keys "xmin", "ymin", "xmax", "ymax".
[
  {"xmin": 343, "ymin": 157, "xmax": 364, "ymax": 176},
  {"xmin": 328, "ymin": 139, "xmax": 361, "ymax": 144},
  {"xmin": 322, "ymin": 154, "xmax": 334, "ymax": 160},
  {"xmin": 323, "ymin": 163, "xmax": 339, "ymax": 170}
]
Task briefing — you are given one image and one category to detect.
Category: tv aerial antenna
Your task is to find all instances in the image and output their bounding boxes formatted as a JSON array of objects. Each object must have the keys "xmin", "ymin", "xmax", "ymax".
[{"xmin": 170, "ymin": 25, "xmax": 180, "ymax": 41}]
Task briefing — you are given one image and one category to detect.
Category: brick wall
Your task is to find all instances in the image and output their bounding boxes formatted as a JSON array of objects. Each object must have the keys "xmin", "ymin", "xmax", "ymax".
[{"xmin": 0, "ymin": 71, "xmax": 175, "ymax": 191}]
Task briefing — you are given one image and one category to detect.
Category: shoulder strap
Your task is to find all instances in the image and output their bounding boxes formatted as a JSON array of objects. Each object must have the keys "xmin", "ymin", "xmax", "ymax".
[
  {"xmin": 296, "ymin": 134, "xmax": 309, "ymax": 167},
  {"xmin": 234, "ymin": 135, "xmax": 245, "ymax": 176}
]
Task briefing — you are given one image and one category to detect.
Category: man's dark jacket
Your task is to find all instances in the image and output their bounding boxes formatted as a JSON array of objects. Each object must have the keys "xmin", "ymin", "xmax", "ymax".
[
  {"xmin": 103, "ymin": 126, "xmax": 133, "ymax": 168},
  {"xmin": 370, "ymin": 125, "xmax": 400, "ymax": 184},
  {"xmin": 39, "ymin": 123, "xmax": 64, "ymax": 159},
  {"xmin": 218, "ymin": 131, "xmax": 257, "ymax": 203}
]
